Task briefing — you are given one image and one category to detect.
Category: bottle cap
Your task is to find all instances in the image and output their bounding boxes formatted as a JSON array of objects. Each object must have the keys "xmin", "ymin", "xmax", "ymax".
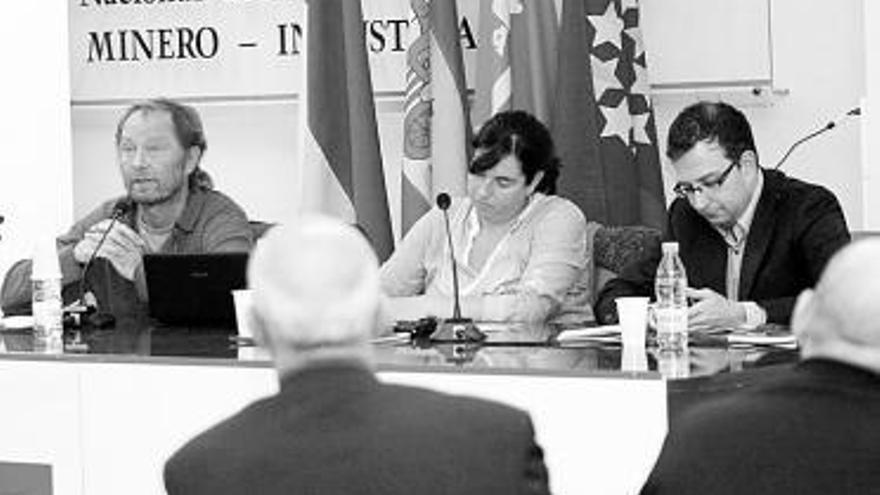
[
  {"xmin": 31, "ymin": 235, "xmax": 62, "ymax": 280},
  {"xmin": 661, "ymin": 242, "xmax": 679, "ymax": 253}
]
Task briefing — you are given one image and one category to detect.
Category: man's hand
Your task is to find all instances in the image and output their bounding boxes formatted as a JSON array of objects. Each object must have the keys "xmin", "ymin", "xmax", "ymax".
[
  {"xmin": 685, "ymin": 287, "xmax": 746, "ymax": 332},
  {"xmin": 74, "ymin": 219, "xmax": 147, "ymax": 281}
]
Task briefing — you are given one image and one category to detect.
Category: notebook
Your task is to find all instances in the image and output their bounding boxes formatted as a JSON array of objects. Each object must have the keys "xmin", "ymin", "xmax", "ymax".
[{"xmin": 144, "ymin": 253, "xmax": 249, "ymax": 327}]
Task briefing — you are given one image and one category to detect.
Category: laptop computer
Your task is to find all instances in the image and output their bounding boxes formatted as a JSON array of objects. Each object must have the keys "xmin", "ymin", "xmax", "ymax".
[{"xmin": 144, "ymin": 252, "xmax": 249, "ymax": 327}]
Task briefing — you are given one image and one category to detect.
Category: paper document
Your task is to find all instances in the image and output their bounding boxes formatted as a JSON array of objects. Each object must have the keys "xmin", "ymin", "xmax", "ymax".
[
  {"xmin": 556, "ymin": 325, "xmax": 621, "ymax": 342},
  {"xmin": 727, "ymin": 331, "xmax": 797, "ymax": 346},
  {"xmin": 0, "ymin": 316, "xmax": 34, "ymax": 331}
]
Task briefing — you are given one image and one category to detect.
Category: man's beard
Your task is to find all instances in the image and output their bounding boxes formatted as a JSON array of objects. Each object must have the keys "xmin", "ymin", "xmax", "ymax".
[{"xmin": 129, "ymin": 178, "xmax": 186, "ymax": 206}]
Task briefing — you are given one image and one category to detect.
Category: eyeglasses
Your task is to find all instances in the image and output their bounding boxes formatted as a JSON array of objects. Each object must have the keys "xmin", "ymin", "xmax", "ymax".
[{"xmin": 673, "ymin": 160, "xmax": 739, "ymax": 199}]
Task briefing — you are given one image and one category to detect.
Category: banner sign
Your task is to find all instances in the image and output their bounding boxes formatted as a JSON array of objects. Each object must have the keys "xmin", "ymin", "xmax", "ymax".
[{"xmin": 69, "ymin": 0, "xmax": 481, "ymax": 101}]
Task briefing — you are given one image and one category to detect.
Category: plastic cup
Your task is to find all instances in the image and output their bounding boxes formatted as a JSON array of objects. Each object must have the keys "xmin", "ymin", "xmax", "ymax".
[
  {"xmin": 232, "ymin": 289, "xmax": 254, "ymax": 338},
  {"xmin": 621, "ymin": 344, "xmax": 648, "ymax": 372},
  {"xmin": 615, "ymin": 297, "xmax": 649, "ymax": 347}
]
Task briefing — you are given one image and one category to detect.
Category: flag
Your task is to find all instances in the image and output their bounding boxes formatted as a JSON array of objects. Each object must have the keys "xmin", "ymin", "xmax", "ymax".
[
  {"xmin": 299, "ymin": 0, "xmax": 393, "ymax": 260},
  {"xmin": 552, "ymin": 0, "xmax": 665, "ymax": 229},
  {"xmin": 401, "ymin": 0, "xmax": 472, "ymax": 235},
  {"xmin": 472, "ymin": 0, "xmax": 558, "ymax": 130}
]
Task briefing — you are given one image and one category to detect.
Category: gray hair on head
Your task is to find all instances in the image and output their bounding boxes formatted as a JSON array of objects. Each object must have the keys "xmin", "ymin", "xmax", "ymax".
[
  {"xmin": 247, "ymin": 215, "xmax": 383, "ymax": 350},
  {"xmin": 794, "ymin": 238, "xmax": 880, "ymax": 372}
]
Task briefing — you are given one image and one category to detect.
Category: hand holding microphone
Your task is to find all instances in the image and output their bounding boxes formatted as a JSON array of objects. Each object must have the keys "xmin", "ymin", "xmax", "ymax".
[
  {"xmin": 74, "ymin": 221, "xmax": 146, "ymax": 281},
  {"xmin": 74, "ymin": 200, "xmax": 145, "ymax": 281}
]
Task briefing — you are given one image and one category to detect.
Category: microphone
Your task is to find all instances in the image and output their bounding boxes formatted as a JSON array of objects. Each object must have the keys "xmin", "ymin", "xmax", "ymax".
[
  {"xmin": 430, "ymin": 193, "xmax": 486, "ymax": 343},
  {"xmin": 436, "ymin": 193, "xmax": 462, "ymax": 319},
  {"xmin": 774, "ymin": 107, "xmax": 861, "ymax": 170},
  {"xmin": 71, "ymin": 197, "xmax": 134, "ymax": 326}
]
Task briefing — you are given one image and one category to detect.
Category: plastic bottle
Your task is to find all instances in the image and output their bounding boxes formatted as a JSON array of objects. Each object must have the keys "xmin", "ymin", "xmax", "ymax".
[
  {"xmin": 654, "ymin": 242, "xmax": 688, "ymax": 351},
  {"xmin": 656, "ymin": 348, "xmax": 691, "ymax": 379},
  {"xmin": 31, "ymin": 236, "xmax": 63, "ymax": 340}
]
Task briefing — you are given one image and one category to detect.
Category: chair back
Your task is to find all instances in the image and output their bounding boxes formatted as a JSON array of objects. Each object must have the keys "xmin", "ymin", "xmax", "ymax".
[
  {"xmin": 248, "ymin": 221, "xmax": 274, "ymax": 241},
  {"xmin": 579, "ymin": 223, "xmax": 661, "ymax": 309},
  {"xmin": 593, "ymin": 224, "xmax": 662, "ymax": 275}
]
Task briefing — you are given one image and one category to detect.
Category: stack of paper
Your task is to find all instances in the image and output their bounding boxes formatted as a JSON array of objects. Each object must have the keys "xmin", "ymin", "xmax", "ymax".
[
  {"xmin": 555, "ymin": 325, "xmax": 621, "ymax": 343},
  {"xmin": 727, "ymin": 330, "xmax": 797, "ymax": 347}
]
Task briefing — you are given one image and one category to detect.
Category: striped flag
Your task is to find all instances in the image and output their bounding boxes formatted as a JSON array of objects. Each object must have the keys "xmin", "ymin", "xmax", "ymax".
[
  {"xmin": 400, "ymin": 0, "xmax": 472, "ymax": 235},
  {"xmin": 299, "ymin": 0, "xmax": 393, "ymax": 260},
  {"xmin": 472, "ymin": 0, "xmax": 559, "ymax": 130},
  {"xmin": 553, "ymin": 0, "xmax": 665, "ymax": 228}
]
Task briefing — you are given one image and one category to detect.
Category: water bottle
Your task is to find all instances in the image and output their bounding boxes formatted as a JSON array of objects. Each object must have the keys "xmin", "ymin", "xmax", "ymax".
[
  {"xmin": 31, "ymin": 236, "xmax": 63, "ymax": 340},
  {"xmin": 656, "ymin": 348, "xmax": 690, "ymax": 379},
  {"xmin": 654, "ymin": 242, "xmax": 688, "ymax": 351}
]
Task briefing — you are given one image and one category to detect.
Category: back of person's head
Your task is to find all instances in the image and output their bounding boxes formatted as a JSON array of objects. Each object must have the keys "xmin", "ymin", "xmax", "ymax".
[
  {"xmin": 793, "ymin": 239, "xmax": 880, "ymax": 373},
  {"xmin": 247, "ymin": 215, "xmax": 384, "ymax": 366},
  {"xmin": 666, "ymin": 101, "xmax": 758, "ymax": 164},
  {"xmin": 115, "ymin": 97, "xmax": 213, "ymax": 190},
  {"xmin": 470, "ymin": 110, "xmax": 560, "ymax": 194}
]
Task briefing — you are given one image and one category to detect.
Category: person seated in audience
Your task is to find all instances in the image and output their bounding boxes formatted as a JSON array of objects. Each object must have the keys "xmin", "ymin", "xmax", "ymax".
[
  {"xmin": 381, "ymin": 110, "xmax": 589, "ymax": 323},
  {"xmin": 1, "ymin": 98, "xmax": 252, "ymax": 314},
  {"xmin": 595, "ymin": 101, "xmax": 850, "ymax": 330},
  {"xmin": 163, "ymin": 215, "xmax": 551, "ymax": 495},
  {"xmin": 640, "ymin": 238, "xmax": 880, "ymax": 495}
]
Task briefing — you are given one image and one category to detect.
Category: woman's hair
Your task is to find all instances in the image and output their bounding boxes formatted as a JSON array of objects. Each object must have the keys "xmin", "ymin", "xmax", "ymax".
[{"xmin": 470, "ymin": 111, "xmax": 560, "ymax": 194}]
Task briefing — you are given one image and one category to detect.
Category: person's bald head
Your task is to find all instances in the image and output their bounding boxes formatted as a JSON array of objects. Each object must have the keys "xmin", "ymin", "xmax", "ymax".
[
  {"xmin": 793, "ymin": 239, "xmax": 880, "ymax": 372},
  {"xmin": 247, "ymin": 215, "xmax": 384, "ymax": 359}
]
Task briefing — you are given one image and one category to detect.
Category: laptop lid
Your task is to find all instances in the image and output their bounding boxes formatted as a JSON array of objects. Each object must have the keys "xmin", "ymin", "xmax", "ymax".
[{"xmin": 144, "ymin": 252, "xmax": 249, "ymax": 327}]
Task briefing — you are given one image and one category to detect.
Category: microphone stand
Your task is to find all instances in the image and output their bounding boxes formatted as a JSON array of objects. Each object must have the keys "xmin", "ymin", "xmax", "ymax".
[{"xmin": 431, "ymin": 193, "xmax": 486, "ymax": 343}]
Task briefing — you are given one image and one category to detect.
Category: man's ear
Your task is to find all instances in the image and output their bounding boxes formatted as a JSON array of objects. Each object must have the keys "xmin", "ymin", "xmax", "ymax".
[
  {"xmin": 739, "ymin": 149, "xmax": 759, "ymax": 171},
  {"xmin": 373, "ymin": 296, "xmax": 394, "ymax": 337},
  {"xmin": 184, "ymin": 146, "xmax": 201, "ymax": 175},
  {"xmin": 791, "ymin": 288, "xmax": 814, "ymax": 341},
  {"xmin": 249, "ymin": 307, "xmax": 273, "ymax": 355}
]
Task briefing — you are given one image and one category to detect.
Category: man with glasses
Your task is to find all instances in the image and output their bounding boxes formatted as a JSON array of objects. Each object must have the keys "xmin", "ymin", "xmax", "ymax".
[
  {"xmin": 1, "ymin": 98, "xmax": 253, "ymax": 315},
  {"xmin": 594, "ymin": 101, "xmax": 850, "ymax": 330},
  {"xmin": 640, "ymin": 239, "xmax": 880, "ymax": 494}
]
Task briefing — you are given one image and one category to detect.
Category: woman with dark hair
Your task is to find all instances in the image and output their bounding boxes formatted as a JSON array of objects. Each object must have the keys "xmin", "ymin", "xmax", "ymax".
[{"xmin": 381, "ymin": 111, "xmax": 590, "ymax": 323}]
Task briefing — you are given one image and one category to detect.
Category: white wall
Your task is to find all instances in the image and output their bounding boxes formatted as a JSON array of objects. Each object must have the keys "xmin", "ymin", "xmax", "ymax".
[
  {"xmin": 862, "ymin": 0, "xmax": 880, "ymax": 229},
  {"xmin": 0, "ymin": 4, "xmax": 74, "ymax": 296},
  {"xmin": 652, "ymin": 0, "xmax": 866, "ymax": 230},
  {"xmin": 757, "ymin": 0, "xmax": 865, "ymax": 228}
]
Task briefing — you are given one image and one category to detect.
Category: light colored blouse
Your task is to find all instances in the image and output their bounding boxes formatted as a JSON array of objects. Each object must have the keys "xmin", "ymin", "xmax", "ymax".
[{"xmin": 381, "ymin": 193, "xmax": 592, "ymax": 323}]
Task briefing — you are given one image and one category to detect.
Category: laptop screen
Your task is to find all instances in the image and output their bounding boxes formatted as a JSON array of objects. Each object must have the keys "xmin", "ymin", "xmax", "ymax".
[{"xmin": 143, "ymin": 252, "xmax": 249, "ymax": 327}]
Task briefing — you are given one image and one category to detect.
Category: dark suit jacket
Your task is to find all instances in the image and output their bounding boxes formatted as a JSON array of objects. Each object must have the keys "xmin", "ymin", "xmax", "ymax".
[
  {"xmin": 164, "ymin": 363, "xmax": 550, "ymax": 495},
  {"xmin": 595, "ymin": 169, "xmax": 850, "ymax": 324},
  {"xmin": 641, "ymin": 359, "xmax": 880, "ymax": 495}
]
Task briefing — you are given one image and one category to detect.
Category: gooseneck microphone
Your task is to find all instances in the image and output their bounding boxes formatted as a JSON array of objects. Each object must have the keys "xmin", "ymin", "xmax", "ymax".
[
  {"xmin": 774, "ymin": 107, "xmax": 861, "ymax": 170},
  {"xmin": 436, "ymin": 193, "xmax": 463, "ymax": 319},
  {"xmin": 432, "ymin": 193, "xmax": 486, "ymax": 343},
  {"xmin": 74, "ymin": 197, "xmax": 134, "ymax": 317}
]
